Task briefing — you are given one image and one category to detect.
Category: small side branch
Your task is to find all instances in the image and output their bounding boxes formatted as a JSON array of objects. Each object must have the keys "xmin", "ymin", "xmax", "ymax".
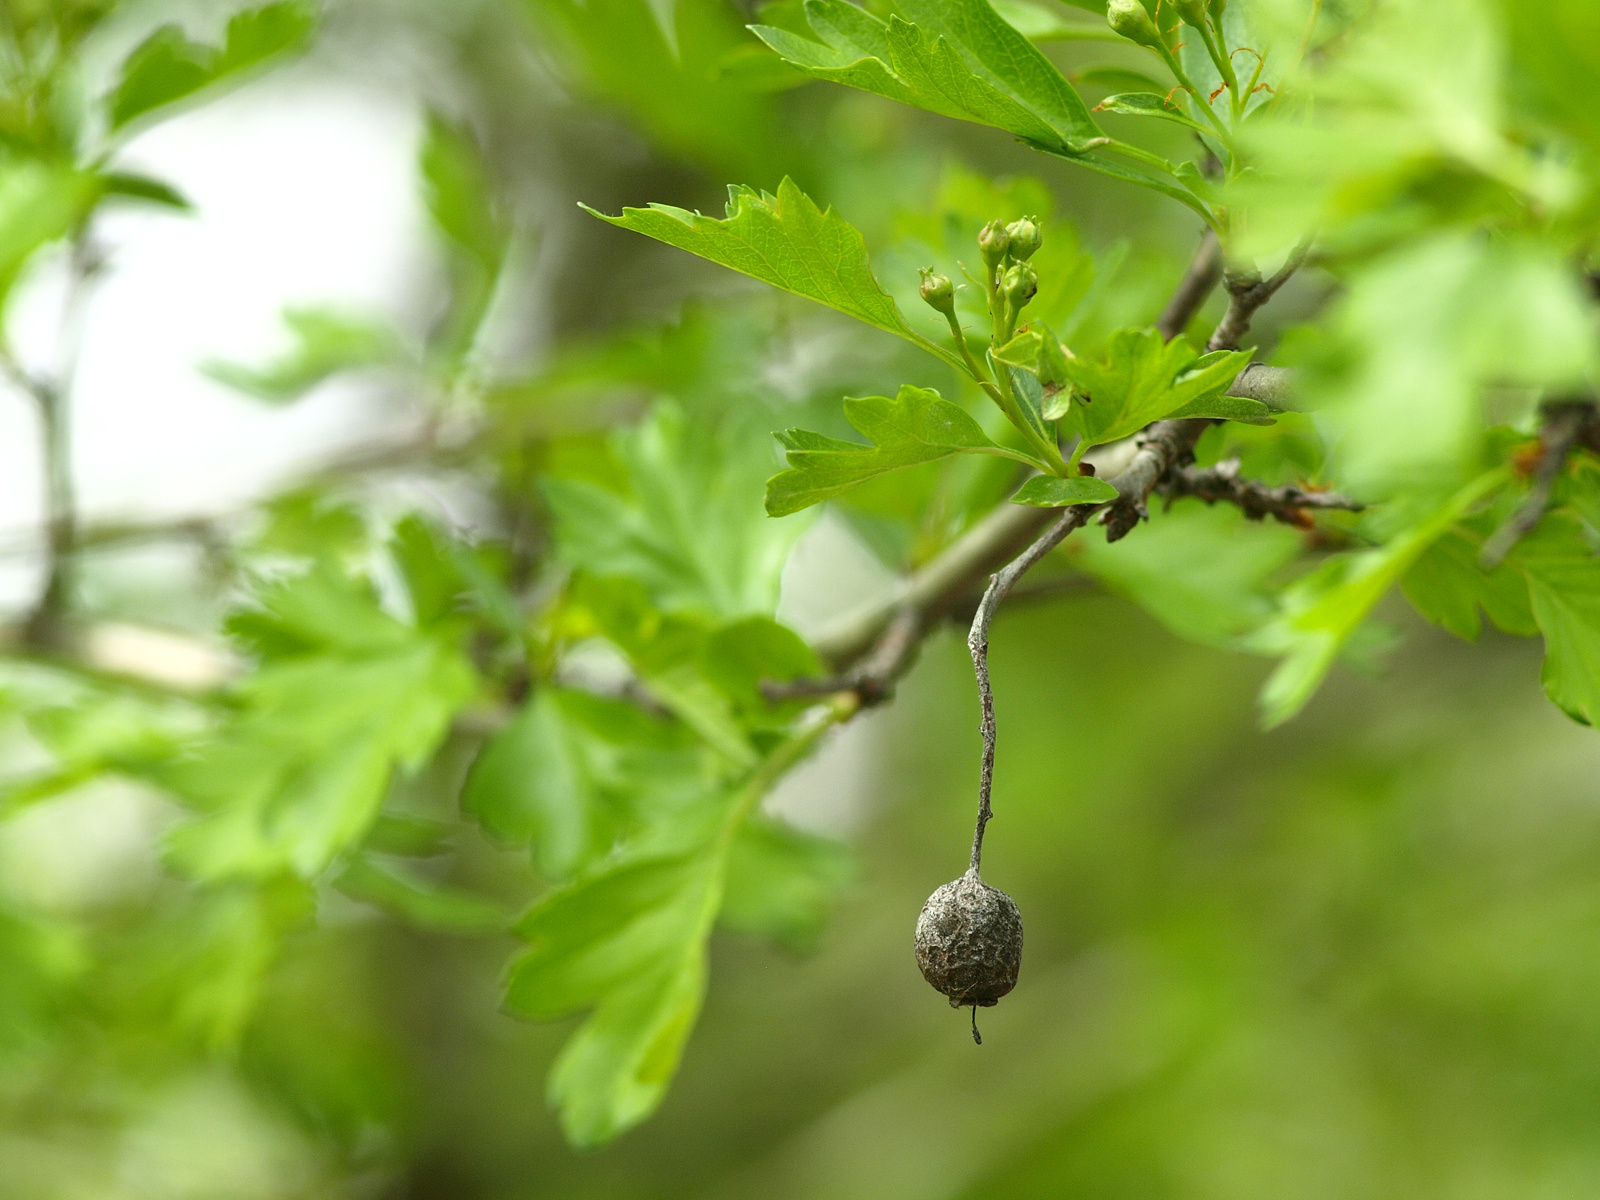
[
  {"xmin": 1160, "ymin": 458, "xmax": 1363, "ymax": 526},
  {"xmin": 1205, "ymin": 243, "xmax": 1311, "ymax": 354},
  {"xmin": 761, "ymin": 607, "xmax": 923, "ymax": 707},
  {"xmin": 1480, "ymin": 399, "xmax": 1598, "ymax": 568}
]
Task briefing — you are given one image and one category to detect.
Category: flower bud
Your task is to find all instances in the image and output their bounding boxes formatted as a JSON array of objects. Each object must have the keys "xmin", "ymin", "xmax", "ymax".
[
  {"xmin": 1208, "ymin": 0, "xmax": 1227, "ymax": 16},
  {"xmin": 1001, "ymin": 261, "xmax": 1037, "ymax": 309},
  {"xmin": 978, "ymin": 219, "xmax": 1011, "ymax": 270},
  {"xmin": 918, "ymin": 267, "xmax": 956, "ymax": 316},
  {"xmin": 1174, "ymin": 0, "xmax": 1207, "ymax": 25},
  {"xmin": 1106, "ymin": 0, "xmax": 1162, "ymax": 48},
  {"xmin": 1004, "ymin": 216, "xmax": 1042, "ymax": 261}
]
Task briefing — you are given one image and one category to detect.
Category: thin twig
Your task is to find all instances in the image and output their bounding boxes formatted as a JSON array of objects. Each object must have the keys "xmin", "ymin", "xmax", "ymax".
[
  {"xmin": 1480, "ymin": 399, "xmax": 1597, "ymax": 568},
  {"xmin": 966, "ymin": 507, "xmax": 1092, "ymax": 874},
  {"xmin": 9, "ymin": 234, "xmax": 104, "ymax": 652},
  {"xmin": 1157, "ymin": 228, "xmax": 1222, "ymax": 342},
  {"xmin": 1160, "ymin": 457, "xmax": 1363, "ymax": 526},
  {"xmin": 1206, "ymin": 242, "xmax": 1311, "ymax": 354},
  {"xmin": 760, "ymin": 607, "xmax": 922, "ymax": 706}
]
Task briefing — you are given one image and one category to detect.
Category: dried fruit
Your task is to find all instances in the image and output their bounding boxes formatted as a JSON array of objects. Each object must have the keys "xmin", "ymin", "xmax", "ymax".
[{"xmin": 914, "ymin": 869, "xmax": 1023, "ymax": 1009}]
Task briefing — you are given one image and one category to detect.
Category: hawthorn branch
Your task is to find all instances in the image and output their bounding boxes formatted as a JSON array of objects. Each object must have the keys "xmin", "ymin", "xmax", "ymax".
[
  {"xmin": 1479, "ymin": 398, "xmax": 1598, "ymax": 568},
  {"xmin": 1159, "ymin": 457, "xmax": 1363, "ymax": 526},
  {"xmin": 960, "ymin": 243, "xmax": 1313, "ymax": 873}
]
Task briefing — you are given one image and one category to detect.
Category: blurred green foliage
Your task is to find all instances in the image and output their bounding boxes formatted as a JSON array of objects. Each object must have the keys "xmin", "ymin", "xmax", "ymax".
[{"xmin": 0, "ymin": 0, "xmax": 1596, "ymax": 1194}]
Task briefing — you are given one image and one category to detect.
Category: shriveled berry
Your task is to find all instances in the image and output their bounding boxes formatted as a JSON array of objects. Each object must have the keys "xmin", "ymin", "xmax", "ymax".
[{"xmin": 914, "ymin": 870, "xmax": 1023, "ymax": 1008}]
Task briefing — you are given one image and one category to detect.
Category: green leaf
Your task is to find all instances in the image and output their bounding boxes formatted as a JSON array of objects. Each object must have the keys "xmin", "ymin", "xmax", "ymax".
[
  {"xmin": 1293, "ymin": 236, "xmax": 1597, "ymax": 498},
  {"xmin": 97, "ymin": 171, "xmax": 193, "ymax": 211},
  {"xmin": 463, "ymin": 688, "xmax": 703, "ymax": 880},
  {"xmin": 991, "ymin": 0, "xmax": 1122, "ymax": 42},
  {"xmin": 204, "ymin": 307, "xmax": 404, "ymax": 404},
  {"xmin": 545, "ymin": 402, "xmax": 810, "ymax": 619},
  {"xmin": 1167, "ymin": 392, "xmax": 1275, "ymax": 424},
  {"xmin": 1515, "ymin": 519, "xmax": 1600, "ymax": 726},
  {"xmin": 1010, "ymin": 474, "xmax": 1118, "ymax": 507},
  {"xmin": 0, "ymin": 662, "xmax": 208, "ymax": 813},
  {"xmin": 421, "ymin": 112, "xmax": 509, "ymax": 273},
  {"xmin": 1058, "ymin": 328, "xmax": 1253, "ymax": 450},
  {"xmin": 720, "ymin": 816, "xmax": 852, "ymax": 952},
  {"xmin": 364, "ymin": 813, "xmax": 454, "ymax": 857},
  {"xmin": 164, "ymin": 568, "xmax": 477, "ymax": 882},
  {"xmin": 1034, "ymin": 142, "xmax": 1219, "ymax": 228},
  {"xmin": 108, "ymin": 2, "xmax": 316, "ymax": 132},
  {"xmin": 0, "ymin": 161, "xmax": 99, "ymax": 312},
  {"xmin": 752, "ymin": 0, "xmax": 1100, "ymax": 153},
  {"xmin": 1250, "ymin": 470, "xmax": 1508, "ymax": 728},
  {"xmin": 700, "ymin": 616, "xmax": 820, "ymax": 715},
  {"xmin": 334, "ymin": 855, "xmax": 506, "ymax": 933},
  {"xmin": 1076, "ymin": 501, "xmax": 1304, "ymax": 647},
  {"xmin": 583, "ymin": 178, "xmax": 963, "ymax": 373},
  {"xmin": 764, "ymin": 385, "xmax": 1031, "ymax": 516},
  {"xmin": 1402, "ymin": 528, "xmax": 1536, "ymax": 642},
  {"xmin": 1093, "ymin": 91, "xmax": 1212, "ymax": 135},
  {"xmin": 505, "ymin": 850, "xmax": 719, "ymax": 1145}
]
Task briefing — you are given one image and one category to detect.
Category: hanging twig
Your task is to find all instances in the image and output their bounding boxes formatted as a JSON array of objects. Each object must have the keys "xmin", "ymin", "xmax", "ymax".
[{"xmin": 965, "ymin": 506, "xmax": 1092, "ymax": 873}]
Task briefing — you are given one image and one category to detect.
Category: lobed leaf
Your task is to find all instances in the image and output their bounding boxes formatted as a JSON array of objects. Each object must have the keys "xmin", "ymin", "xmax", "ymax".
[
  {"xmin": 1514, "ymin": 518, "xmax": 1600, "ymax": 727},
  {"xmin": 583, "ymin": 178, "xmax": 963, "ymax": 372},
  {"xmin": 1010, "ymin": 474, "xmax": 1118, "ymax": 507},
  {"xmin": 108, "ymin": 2, "xmax": 316, "ymax": 132},
  {"xmin": 764, "ymin": 384, "xmax": 1034, "ymax": 516},
  {"xmin": 505, "ymin": 850, "xmax": 721, "ymax": 1145},
  {"xmin": 1250, "ymin": 471, "xmax": 1508, "ymax": 728},
  {"xmin": 1402, "ymin": 528, "xmax": 1537, "ymax": 642},
  {"xmin": 1058, "ymin": 328, "xmax": 1255, "ymax": 450},
  {"xmin": 752, "ymin": 0, "xmax": 1100, "ymax": 152}
]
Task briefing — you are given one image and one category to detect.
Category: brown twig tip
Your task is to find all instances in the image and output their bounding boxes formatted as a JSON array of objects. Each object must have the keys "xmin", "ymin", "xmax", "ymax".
[
  {"xmin": 1480, "ymin": 399, "xmax": 1598, "ymax": 569},
  {"xmin": 761, "ymin": 607, "xmax": 923, "ymax": 707},
  {"xmin": 1160, "ymin": 458, "xmax": 1364, "ymax": 525}
]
